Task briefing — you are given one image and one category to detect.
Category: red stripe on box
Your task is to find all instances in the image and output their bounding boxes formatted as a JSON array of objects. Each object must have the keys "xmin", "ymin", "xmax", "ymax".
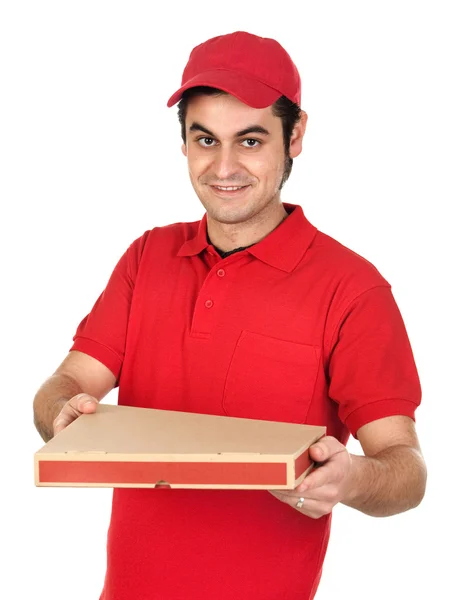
[
  {"xmin": 294, "ymin": 450, "xmax": 311, "ymax": 480},
  {"xmin": 38, "ymin": 460, "xmax": 287, "ymax": 486}
]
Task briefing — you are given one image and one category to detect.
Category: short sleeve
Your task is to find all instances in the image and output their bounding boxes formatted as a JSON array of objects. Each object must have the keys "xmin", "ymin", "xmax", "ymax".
[
  {"xmin": 327, "ymin": 285, "xmax": 421, "ymax": 438},
  {"xmin": 70, "ymin": 232, "xmax": 149, "ymax": 381}
]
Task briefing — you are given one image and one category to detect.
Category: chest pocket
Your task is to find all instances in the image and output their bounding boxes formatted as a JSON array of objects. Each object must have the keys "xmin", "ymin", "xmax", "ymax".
[{"xmin": 222, "ymin": 330, "xmax": 320, "ymax": 424}]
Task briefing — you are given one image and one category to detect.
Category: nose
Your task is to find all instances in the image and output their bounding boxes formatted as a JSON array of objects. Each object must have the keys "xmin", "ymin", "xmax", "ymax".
[{"xmin": 212, "ymin": 146, "xmax": 240, "ymax": 181}]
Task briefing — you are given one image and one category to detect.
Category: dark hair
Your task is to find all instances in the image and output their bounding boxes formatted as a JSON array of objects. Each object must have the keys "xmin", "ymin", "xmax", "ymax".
[{"xmin": 177, "ymin": 86, "xmax": 301, "ymax": 188}]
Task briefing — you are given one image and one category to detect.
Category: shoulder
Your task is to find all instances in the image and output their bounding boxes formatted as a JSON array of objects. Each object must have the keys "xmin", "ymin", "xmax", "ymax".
[
  {"xmin": 309, "ymin": 229, "xmax": 391, "ymax": 301},
  {"xmin": 128, "ymin": 218, "xmax": 201, "ymax": 260}
]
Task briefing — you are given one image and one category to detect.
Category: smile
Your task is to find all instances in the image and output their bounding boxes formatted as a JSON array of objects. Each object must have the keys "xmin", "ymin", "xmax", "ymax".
[
  {"xmin": 213, "ymin": 185, "xmax": 247, "ymax": 191},
  {"xmin": 209, "ymin": 184, "xmax": 251, "ymax": 198}
]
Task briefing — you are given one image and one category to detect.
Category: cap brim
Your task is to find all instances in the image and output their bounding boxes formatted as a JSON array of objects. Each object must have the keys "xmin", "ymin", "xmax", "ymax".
[{"xmin": 166, "ymin": 69, "xmax": 282, "ymax": 108}]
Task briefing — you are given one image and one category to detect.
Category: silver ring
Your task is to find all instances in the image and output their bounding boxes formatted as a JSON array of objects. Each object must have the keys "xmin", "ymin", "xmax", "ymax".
[{"xmin": 296, "ymin": 496, "xmax": 305, "ymax": 510}]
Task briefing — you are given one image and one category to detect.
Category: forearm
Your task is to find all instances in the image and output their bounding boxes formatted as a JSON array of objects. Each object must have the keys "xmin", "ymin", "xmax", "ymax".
[
  {"xmin": 342, "ymin": 445, "xmax": 427, "ymax": 517},
  {"xmin": 33, "ymin": 373, "xmax": 83, "ymax": 442}
]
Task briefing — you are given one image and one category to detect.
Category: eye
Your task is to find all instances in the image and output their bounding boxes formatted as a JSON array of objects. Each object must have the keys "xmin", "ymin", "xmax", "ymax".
[
  {"xmin": 241, "ymin": 139, "xmax": 260, "ymax": 148},
  {"xmin": 198, "ymin": 137, "xmax": 217, "ymax": 147}
]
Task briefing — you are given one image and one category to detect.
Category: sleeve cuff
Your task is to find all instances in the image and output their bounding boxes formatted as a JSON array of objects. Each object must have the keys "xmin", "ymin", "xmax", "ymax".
[
  {"xmin": 70, "ymin": 336, "xmax": 123, "ymax": 381},
  {"xmin": 345, "ymin": 398, "xmax": 418, "ymax": 439}
]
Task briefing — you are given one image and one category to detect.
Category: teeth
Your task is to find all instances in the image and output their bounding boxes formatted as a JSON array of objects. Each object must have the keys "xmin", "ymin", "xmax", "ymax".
[{"xmin": 215, "ymin": 186, "xmax": 244, "ymax": 191}]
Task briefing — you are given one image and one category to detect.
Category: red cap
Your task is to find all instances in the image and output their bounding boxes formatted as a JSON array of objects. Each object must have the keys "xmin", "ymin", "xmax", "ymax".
[{"xmin": 167, "ymin": 31, "xmax": 301, "ymax": 109}]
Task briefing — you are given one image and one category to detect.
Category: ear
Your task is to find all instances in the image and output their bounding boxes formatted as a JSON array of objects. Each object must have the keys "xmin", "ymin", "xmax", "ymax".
[
  {"xmin": 289, "ymin": 110, "xmax": 308, "ymax": 159},
  {"xmin": 181, "ymin": 143, "xmax": 187, "ymax": 157}
]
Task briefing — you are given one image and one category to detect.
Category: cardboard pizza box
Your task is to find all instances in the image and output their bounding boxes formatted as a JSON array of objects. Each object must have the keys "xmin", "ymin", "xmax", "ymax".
[{"xmin": 34, "ymin": 403, "xmax": 326, "ymax": 490}]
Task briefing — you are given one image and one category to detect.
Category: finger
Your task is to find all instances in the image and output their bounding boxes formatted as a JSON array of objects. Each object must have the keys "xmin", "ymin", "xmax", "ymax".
[
  {"xmin": 271, "ymin": 481, "xmax": 339, "ymax": 505},
  {"xmin": 298, "ymin": 453, "xmax": 350, "ymax": 493},
  {"xmin": 268, "ymin": 490, "xmax": 295, "ymax": 506},
  {"xmin": 293, "ymin": 496, "xmax": 332, "ymax": 519},
  {"xmin": 53, "ymin": 412, "xmax": 74, "ymax": 435},
  {"xmin": 309, "ymin": 436, "xmax": 345, "ymax": 463},
  {"xmin": 269, "ymin": 488, "xmax": 307, "ymax": 502},
  {"xmin": 297, "ymin": 464, "xmax": 338, "ymax": 492},
  {"xmin": 269, "ymin": 491, "xmax": 332, "ymax": 519},
  {"xmin": 53, "ymin": 402, "xmax": 82, "ymax": 435},
  {"xmin": 53, "ymin": 394, "xmax": 98, "ymax": 435},
  {"xmin": 270, "ymin": 482, "xmax": 335, "ymax": 505},
  {"xmin": 71, "ymin": 393, "xmax": 99, "ymax": 414},
  {"xmin": 268, "ymin": 489, "xmax": 312, "ymax": 506},
  {"xmin": 270, "ymin": 489, "xmax": 307, "ymax": 511}
]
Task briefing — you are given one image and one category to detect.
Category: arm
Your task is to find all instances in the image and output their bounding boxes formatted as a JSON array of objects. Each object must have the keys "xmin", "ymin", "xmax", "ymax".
[
  {"xmin": 33, "ymin": 350, "xmax": 116, "ymax": 442},
  {"xmin": 34, "ymin": 234, "xmax": 146, "ymax": 442},
  {"xmin": 341, "ymin": 415, "xmax": 426, "ymax": 516},
  {"xmin": 270, "ymin": 415, "xmax": 427, "ymax": 518}
]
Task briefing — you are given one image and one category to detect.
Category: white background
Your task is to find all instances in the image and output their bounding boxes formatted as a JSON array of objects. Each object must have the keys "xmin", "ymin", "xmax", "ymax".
[{"xmin": 1, "ymin": 1, "xmax": 449, "ymax": 598}]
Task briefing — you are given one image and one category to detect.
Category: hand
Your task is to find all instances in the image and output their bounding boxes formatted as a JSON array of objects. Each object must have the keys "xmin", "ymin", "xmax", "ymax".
[
  {"xmin": 269, "ymin": 436, "xmax": 352, "ymax": 519},
  {"xmin": 53, "ymin": 393, "xmax": 99, "ymax": 436}
]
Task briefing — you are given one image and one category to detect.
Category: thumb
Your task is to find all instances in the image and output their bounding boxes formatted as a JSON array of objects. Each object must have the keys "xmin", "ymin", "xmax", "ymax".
[
  {"xmin": 309, "ymin": 436, "xmax": 345, "ymax": 462},
  {"xmin": 309, "ymin": 442, "xmax": 327, "ymax": 462},
  {"xmin": 72, "ymin": 393, "xmax": 99, "ymax": 413}
]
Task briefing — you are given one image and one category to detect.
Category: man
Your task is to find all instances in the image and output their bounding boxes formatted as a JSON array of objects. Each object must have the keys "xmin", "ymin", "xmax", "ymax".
[{"xmin": 33, "ymin": 31, "xmax": 426, "ymax": 600}]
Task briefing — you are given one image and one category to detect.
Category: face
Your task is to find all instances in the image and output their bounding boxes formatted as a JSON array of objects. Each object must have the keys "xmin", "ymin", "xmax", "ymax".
[{"xmin": 182, "ymin": 94, "xmax": 305, "ymax": 227}]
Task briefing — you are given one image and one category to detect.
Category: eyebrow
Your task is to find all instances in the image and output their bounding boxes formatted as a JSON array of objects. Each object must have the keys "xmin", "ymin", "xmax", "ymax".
[{"xmin": 188, "ymin": 122, "xmax": 270, "ymax": 138}]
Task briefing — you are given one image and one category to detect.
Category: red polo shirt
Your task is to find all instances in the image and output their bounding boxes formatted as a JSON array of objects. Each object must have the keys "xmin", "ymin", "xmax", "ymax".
[{"xmin": 71, "ymin": 202, "xmax": 421, "ymax": 600}]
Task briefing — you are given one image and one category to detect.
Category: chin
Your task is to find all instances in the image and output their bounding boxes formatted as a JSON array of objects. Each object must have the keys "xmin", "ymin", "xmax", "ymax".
[{"xmin": 212, "ymin": 208, "xmax": 257, "ymax": 225}]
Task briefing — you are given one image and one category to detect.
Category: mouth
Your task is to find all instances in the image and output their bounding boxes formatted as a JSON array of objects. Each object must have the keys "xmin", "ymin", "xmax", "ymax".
[{"xmin": 209, "ymin": 184, "xmax": 251, "ymax": 198}]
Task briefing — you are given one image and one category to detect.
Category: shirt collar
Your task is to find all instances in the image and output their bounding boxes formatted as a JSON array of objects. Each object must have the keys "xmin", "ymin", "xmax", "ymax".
[{"xmin": 176, "ymin": 202, "xmax": 318, "ymax": 273}]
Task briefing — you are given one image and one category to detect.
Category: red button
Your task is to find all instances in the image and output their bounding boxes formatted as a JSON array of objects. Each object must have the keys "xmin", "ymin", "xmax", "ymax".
[
  {"xmin": 205, "ymin": 300, "xmax": 213, "ymax": 308},
  {"xmin": 217, "ymin": 269, "xmax": 225, "ymax": 277}
]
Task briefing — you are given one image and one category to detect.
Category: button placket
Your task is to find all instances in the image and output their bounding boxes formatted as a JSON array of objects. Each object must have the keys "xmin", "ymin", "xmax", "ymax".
[{"xmin": 190, "ymin": 255, "xmax": 243, "ymax": 337}]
